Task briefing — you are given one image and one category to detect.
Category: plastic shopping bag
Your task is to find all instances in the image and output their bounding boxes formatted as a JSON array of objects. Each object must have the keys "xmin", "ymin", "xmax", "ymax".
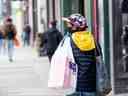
[
  {"xmin": 13, "ymin": 36, "xmax": 20, "ymax": 48},
  {"xmin": 48, "ymin": 36, "xmax": 77, "ymax": 89},
  {"xmin": 96, "ymin": 42, "xmax": 112, "ymax": 95},
  {"xmin": 96, "ymin": 56, "xmax": 112, "ymax": 95}
]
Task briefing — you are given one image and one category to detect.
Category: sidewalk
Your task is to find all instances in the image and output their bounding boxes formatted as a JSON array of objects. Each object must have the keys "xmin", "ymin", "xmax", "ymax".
[
  {"xmin": 0, "ymin": 47, "xmax": 113, "ymax": 96},
  {"xmin": 0, "ymin": 47, "xmax": 70, "ymax": 96}
]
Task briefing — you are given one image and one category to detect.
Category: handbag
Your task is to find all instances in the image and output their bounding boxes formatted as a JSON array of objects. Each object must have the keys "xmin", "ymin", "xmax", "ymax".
[{"xmin": 95, "ymin": 42, "xmax": 112, "ymax": 95}]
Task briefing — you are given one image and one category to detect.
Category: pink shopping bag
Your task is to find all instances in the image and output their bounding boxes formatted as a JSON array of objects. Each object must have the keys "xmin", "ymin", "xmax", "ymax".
[
  {"xmin": 48, "ymin": 55, "xmax": 72, "ymax": 88},
  {"xmin": 48, "ymin": 36, "xmax": 77, "ymax": 90},
  {"xmin": 63, "ymin": 57, "xmax": 72, "ymax": 88}
]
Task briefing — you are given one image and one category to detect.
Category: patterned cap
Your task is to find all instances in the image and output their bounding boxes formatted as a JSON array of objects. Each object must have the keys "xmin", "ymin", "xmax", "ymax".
[{"xmin": 68, "ymin": 14, "xmax": 88, "ymax": 29}]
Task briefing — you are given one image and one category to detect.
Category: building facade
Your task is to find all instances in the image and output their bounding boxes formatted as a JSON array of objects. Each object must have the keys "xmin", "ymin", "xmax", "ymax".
[
  {"xmin": 0, "ymin": 0, "xmax": 4, "ymax": 22},
  {"xmin": 109, "ymin": 0, "xmax": 128, "ymax": 94}
]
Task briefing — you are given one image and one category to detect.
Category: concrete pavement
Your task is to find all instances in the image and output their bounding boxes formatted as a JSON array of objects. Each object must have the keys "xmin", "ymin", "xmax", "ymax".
[
  {"xmin": 0, "ymin": 47, "xmax": 70, "ymax": 96},
  {"xmin": 0, "ymin": 47, "xmax": 113, "ymax": 96}
]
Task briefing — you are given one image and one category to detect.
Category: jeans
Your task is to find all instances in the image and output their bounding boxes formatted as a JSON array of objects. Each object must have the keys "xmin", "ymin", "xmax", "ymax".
[
  {"xmin": 23, "ymin": 38, "xmax": 30, "ymax": 46},
  {"xmin": 48, "ymin": 55, "xmax": 52, "ymax": 62},
  {"xmin": 8, "ymin": 40, "xmax": 14, "ymax": 60},
  {"xmin": 0, "ymin": 39, "xmax": 3, "ymax": 54}
]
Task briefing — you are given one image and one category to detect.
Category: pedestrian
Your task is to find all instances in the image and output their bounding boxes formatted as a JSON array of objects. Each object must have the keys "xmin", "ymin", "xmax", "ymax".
[
  {"xmin": 40, "ymin": 20, "xmax": 63, "ymax": 62},
  {"xmin": 22, "ymin": 24, "xmax": 31, "ymax": 47},
  {"xmin": 0, "ymin": 26, "xmax": 4, "ymax": 54},
  {"xmin": 3, "ymin": 17, "xmax": 17, "ymax": 62},
  {"xmin": 63, "ymin": 14, "xmax": 102, "ymax": 96}
]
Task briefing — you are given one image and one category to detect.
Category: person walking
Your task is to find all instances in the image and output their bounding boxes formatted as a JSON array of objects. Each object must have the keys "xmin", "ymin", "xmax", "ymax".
[
  {"xmin": 22, "ymin": 24, "xmax": 31, "ymax": 46},
  {"xmin": 40, "ymin": 20, "xmax": 63, "ymax": 61},
  {"xmin": 0, "ymin": 26, "xmax": 4, "ymax": 54},
  {"xmin": 3, "ymin": 17, "xmax": 17, "ymax": 62},
  {"xmin": 63, "ymin": 14, "xmax": 102, "ymax": 96}
]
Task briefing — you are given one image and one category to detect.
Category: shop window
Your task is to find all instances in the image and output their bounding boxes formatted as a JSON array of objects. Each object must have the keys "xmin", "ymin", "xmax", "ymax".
[{"xmin": 113, "ymin": 0, "xmax": 128, "ymax": 94}]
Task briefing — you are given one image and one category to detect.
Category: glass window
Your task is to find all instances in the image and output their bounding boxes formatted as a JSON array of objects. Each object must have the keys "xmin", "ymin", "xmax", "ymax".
[{"xmin": 113, "ymin": 0, "xmax": 128, "ymax": 94}]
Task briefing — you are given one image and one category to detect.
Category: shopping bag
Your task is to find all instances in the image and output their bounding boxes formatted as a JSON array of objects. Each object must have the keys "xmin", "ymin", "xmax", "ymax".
[
  {"xmin": 96, "ymin": 43, "xmax": 112, "ymax": 95},
  {"xmin": 63, "ymin": 57, "xmax": 73, "ymax": 88},
  {"xmin": 48, "ymin": 36, "xmax": 77, "ymax": 89},
  {"xmin": 96, "ymin": 56, "xmax": 112, "ymax": 95},
  {"xmin": 13, "ymin": 36, "xmax": 20, "ymax": 48}
]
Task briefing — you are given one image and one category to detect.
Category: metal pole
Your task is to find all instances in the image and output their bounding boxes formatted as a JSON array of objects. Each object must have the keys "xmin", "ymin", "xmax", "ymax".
[{"xmin": 109, "ymin": 0, "xmax": 114, "ymax": 95}]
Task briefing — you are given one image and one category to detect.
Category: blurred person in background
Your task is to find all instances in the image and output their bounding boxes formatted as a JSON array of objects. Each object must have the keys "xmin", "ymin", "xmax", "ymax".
[
  {"xmin": 22, "ymin": 24, "xmax": 31, "ymax": 47},
  {"xmin": 3, "ymin": 17, "xmax": 17, "ymax": 62},
  {"xmin": 40, "ymin": 20, "xmax": 63, "ymax": 61},
  {"xmin": 0, "ymin": 26, "xmax": 4, "ymax": 54}
]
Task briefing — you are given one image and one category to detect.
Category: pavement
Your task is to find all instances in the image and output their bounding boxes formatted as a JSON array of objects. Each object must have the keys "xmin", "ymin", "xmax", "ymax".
[
  {"xmin": 0, "ymin": 47, "xmax": 72, "ymax": 96},
  {"xmin": 0, "ymin": 47, "xmax": 113, "ymax": 96}
]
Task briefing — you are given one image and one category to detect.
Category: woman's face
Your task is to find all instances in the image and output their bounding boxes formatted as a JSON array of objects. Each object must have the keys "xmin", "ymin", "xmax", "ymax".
[
  {"xmin": 5, "ymin": 21, "xmax": 12, "ymax": 26},
  {"xmin": 66, "ymin": 22, "xmax": 77, "ymax": 31},
  {"xmin": 66, "ymin": 22, "xmax": 72, "ymax": 28}
]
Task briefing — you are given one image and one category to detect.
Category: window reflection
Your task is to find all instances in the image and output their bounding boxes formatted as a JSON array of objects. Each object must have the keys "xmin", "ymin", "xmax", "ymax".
[{"xmin": 121, "ymin": 0, "xmax": 128, "ymax": 73}]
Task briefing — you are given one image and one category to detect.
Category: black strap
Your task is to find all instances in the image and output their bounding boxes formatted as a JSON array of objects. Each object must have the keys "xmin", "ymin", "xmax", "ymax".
[{"xmin": 95, "ymin": 40, "xmax": 103, "ymax": 57}]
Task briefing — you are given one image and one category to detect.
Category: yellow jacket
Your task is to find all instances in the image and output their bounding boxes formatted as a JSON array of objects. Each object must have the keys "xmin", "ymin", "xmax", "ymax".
[{"xmin": 72, "ymin": 31, "xmax": 95, "ymax": 51}]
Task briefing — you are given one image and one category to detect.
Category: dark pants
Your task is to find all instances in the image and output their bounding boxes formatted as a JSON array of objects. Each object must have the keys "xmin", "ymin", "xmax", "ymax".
[
  {"xmin": 47, "ymin": 50, "xmax": 54, "ymax": 62},
  {"xmin": 66, "ymin": 92, "xmax": 96, "ymax": 96},
  {"xmin": 48, "ymin": 54, "xmax": 53, "ymax": 62}
]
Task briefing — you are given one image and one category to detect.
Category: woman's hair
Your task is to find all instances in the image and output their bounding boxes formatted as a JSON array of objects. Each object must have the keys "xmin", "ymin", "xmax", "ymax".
[
  {"xmin": 5, "ymin": 17, "xmax": 12, "ymax": 22},
  {"xmin": 50, "ymin": 20, "xmax": 57, "ymax": 26}
]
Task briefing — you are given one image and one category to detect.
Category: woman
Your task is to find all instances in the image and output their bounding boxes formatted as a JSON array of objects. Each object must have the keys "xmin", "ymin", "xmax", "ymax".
[{"xmin": 64, "ymin": 14, "xmax": 101, "ymax": 96}]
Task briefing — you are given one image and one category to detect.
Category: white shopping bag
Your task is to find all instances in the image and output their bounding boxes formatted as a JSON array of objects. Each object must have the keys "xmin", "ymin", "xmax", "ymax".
[{"xmin": 48, "ymin": 36, "xmax": 77, "ymax": 89}]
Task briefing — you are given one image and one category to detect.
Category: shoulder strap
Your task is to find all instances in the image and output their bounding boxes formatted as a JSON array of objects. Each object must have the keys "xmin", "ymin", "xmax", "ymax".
[{"xmin": 94, "ymin": 40, "xmax": 103, "ymax": 57}]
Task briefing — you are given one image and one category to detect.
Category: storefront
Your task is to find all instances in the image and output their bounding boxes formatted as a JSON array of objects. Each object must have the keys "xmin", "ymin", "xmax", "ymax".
[
  {"xmin": 37, "ymin": 0, "xmax": 47, "ymax": 33},
  {"xmin": 110, "ymin": 0, "xmax": 128, "ymax": 94}
]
